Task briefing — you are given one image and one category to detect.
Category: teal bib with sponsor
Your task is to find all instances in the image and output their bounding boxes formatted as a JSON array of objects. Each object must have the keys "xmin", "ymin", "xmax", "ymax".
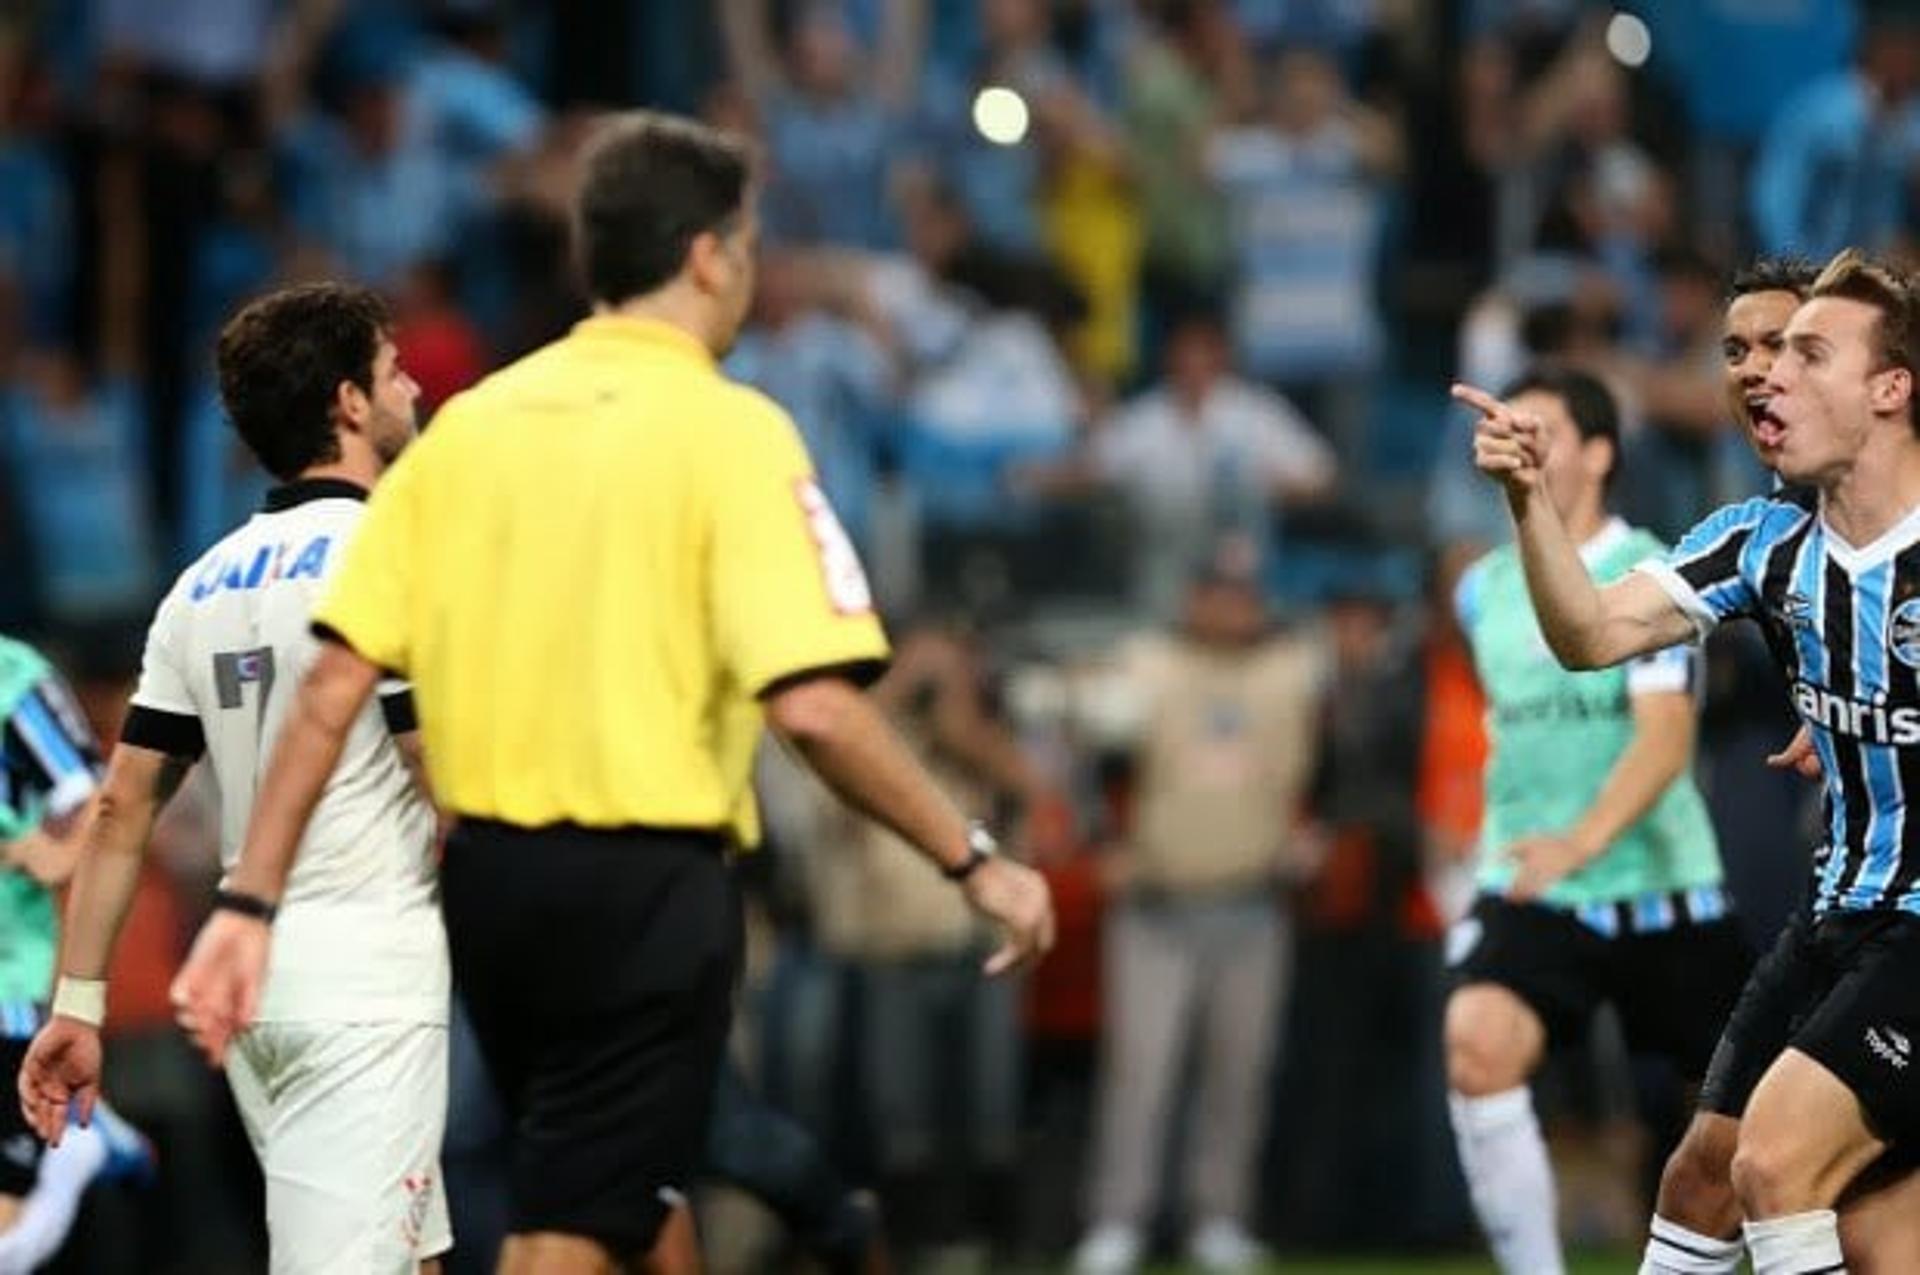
[
  {"xmin": 1466, "ymin": 526, "xmax": 1724, "ymax": 907},
  {"xmin": 0, "ymin": 637, "xmax": 63, "ymax": 1004}
]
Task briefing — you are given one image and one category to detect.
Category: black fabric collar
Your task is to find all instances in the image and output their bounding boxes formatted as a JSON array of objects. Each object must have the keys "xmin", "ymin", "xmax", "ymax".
[{"xmin": 262, "ymin": 478, "xmax": 370, "ymax": 512}]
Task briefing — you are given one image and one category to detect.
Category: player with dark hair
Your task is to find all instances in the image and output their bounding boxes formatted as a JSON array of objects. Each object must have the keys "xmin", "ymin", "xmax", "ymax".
[
  {"xmin": 20, "ymin": 281, "xmax": 447, "ymax": 1273},
  {"xmin": 216, "ymin": 284, "xmax": 398, "ymax": 480},
  {"xmin": 1467, "ymin": 248, "xmax": 1920, "ymax": 1274},
  {"xmin": 1445, "ymin": 366, "xmax": 1751, "ymax": 1275},
  {"xmin": 1725, "ymin": 257, "xmax": 1821, "ymax": 483}
]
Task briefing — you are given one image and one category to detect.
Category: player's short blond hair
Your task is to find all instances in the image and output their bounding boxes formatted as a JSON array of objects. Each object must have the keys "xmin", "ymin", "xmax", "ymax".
[{"xmin": 1811, "ymin": 248, "xmax": 1920, "ymax": 379}]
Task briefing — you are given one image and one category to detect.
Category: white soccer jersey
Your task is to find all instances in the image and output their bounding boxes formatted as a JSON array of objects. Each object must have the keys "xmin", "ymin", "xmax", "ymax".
[{"xmin": 125, "ymin": 478, "xmax": 446, "ymax": 1025}]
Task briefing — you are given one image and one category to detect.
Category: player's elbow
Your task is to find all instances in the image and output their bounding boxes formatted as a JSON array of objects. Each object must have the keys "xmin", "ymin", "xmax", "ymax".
[
  {"xmin": 1544, "ymin": 629, "xmax": 1607, "ymax": 672},
  {"xmin": 1547, "ymin": 611, "xmax": 1644, "ymax": 671}
]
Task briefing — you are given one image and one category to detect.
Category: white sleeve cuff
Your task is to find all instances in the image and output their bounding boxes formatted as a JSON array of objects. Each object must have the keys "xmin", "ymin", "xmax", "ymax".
[
  {"xmin": 1633, "ymin": 561, "xmax": 1717, "ymax": 643},
  {"xmin": 1627, "ymin": 648, "xmax": 1696, "ymax": 696}
]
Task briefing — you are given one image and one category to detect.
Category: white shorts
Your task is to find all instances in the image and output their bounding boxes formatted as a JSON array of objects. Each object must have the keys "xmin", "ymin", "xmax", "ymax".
[{"xmin": 227, "ymin": 1020, "xmax": 451, "ymax": 1274}]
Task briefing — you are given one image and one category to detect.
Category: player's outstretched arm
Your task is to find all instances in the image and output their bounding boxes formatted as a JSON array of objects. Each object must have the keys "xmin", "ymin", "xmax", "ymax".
[
  {"xmin": 172, "ymin": 639, "xmax": 379, "ymax": 1066},
  {"xmin": 1458, "ymin": 382, "xmax": 1698, "ymax": 668},
  {"xmin": 21, "ymin": 744, "xmax": 188, "ymax": 1143},
  {"xmin": 765, "ymin": 674, "xmax": 1056, "ymax": 975}
]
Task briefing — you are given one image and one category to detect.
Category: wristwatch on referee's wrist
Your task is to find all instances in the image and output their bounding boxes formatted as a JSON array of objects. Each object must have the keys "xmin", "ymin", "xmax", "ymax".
[{"xmin": 942, "ymin": 821, "xmax": 999, "ymax": 883}]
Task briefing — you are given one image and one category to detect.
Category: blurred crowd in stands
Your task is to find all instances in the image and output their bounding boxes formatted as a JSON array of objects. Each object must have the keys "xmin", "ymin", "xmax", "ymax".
[{"xmin": 0, "ymin": 0, "xmax": 1886, "ymax": 1269}]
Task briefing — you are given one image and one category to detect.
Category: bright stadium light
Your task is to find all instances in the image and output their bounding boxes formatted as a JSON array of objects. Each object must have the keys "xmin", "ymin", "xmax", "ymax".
[
  {"xmin": 1606, "ymin": 11, "xmax": 1652, "ymax": 69},
  {"xmin": 972, "ymin": 85, "xmax": 1030, "ymax": 146}
]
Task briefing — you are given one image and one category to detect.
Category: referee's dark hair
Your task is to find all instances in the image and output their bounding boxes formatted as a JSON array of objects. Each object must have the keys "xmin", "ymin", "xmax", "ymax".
[
  {"xmin": 216, "ymin": 282, "xmax": 392, "ymax": 481},
  {"xmin": 1730, "ymin": 255, "xmax": 1819, "ymax": 302},
  {"xmin": 575, "ymin": 112, "xmax": 755, "ymax": 307},
  {"xmin": 1501, "ymin": 367, "xmax": 1622, "ymax": 488}
]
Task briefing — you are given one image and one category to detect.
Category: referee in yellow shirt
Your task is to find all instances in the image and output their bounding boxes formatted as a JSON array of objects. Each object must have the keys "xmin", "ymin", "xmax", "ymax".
[{"xmin": 169, "ymin": 112, "xmax": 1055, "ymax": 1275}]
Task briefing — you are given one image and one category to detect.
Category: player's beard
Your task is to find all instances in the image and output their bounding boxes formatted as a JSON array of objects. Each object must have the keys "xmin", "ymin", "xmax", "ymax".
[{"xmin": 371, "ymin": 405, "xmax": 417, "ymax": 466}]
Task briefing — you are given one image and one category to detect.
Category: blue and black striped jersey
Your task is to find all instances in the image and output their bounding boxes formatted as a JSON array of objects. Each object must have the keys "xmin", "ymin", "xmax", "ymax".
[
  {"xmin": 1641, "ymin": 497, "xmax": 1920, "ymax": 915},
  {"xmin": 0, "ymin": 673, "xmax": 99, "ymax": 838}
]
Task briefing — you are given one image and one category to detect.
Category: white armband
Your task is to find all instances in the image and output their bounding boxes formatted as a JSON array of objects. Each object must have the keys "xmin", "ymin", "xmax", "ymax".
[{"xmin": 50, "ymin": 976, "xmax": 106, "ymax": 1027}]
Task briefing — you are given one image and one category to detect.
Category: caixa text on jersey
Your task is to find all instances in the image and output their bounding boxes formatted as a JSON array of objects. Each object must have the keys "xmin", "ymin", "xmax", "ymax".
[{"xmin": 189, "ymin": 535, "xmax": 333, "ymax": 602}]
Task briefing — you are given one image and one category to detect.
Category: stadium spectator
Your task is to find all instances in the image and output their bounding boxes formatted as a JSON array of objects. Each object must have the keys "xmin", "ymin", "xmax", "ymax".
[
  {"xmin": 726, "ymin": 248, "xmax": 896, "ymax": 553},
  {"xmin": 390, "ymin": 258, "xmax": 487, "ymax": 417},
  {"xmin": 719, "ymin": 0, "xmax": 923, "ymax": 249},
  {"xmin": 1033, "ymin": 56, "xmax": 1144, "ymax": 387},
  {"xmin": 1123, "ymin": 0, "xmax": 1244, "ymax": 331},
  {"xmin": 1210, "ymin": 44, "xmax": 1400, "ymax": 472},
  {"xmin": 2, "ymin": 161, "xmax": 157, "ymax": 634},
  {"xmin": 1750, "ymin": 6, "xmax": 1920, "ymax": 259},
  {"xmin": 1073, "ymin": 544, "xmax": 1325, "ymax": 1274},
  {"xmin": 280, "ymin": 37, "xmax": 468, "ymax": 288},
  {"xmin": 1023, "ymin": 310, "xmax": 1336, "ymax": 620},
  {"xmin": 914, "ymin": 0, "xmax": 1071, "ymax": 253},
  {"xmin": 1640, "ymin": 0, "xmax": 1855, "ymax": 257}
]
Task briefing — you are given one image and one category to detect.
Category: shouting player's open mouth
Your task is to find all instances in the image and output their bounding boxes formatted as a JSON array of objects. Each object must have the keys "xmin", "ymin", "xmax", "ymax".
[{"xmin": 1747, "ymin": 393, "xmax": 1787, "ymax": 457}]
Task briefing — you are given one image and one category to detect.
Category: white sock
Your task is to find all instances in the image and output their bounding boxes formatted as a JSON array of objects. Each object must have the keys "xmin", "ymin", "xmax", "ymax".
[
  {"xmin": 1448, "ymin": 1087, "xmax": 1565, "ymax": 1275},
  {"xmin": 1744, "ymin": 1210, "xmax": 1845, "ymax": 1275},
  {"xmin": 1640, "ymin": 1214, "xmax": 1744, "ymax": 1273},
  {"xmin": 0, "ymin": 1123, "xmax": 109, "ymax": 1275}
]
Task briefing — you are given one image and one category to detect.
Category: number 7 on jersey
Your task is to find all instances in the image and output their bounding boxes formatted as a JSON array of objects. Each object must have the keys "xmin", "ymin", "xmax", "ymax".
[{"xmin": 213, "ymin": 647, "xmax": 278, "ymax": 731}]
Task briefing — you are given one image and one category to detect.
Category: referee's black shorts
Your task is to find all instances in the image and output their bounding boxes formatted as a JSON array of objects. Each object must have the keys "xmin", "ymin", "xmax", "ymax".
[{"xmin": 443, "ymin": 818, "xmax": 742, "ymax": 1259}]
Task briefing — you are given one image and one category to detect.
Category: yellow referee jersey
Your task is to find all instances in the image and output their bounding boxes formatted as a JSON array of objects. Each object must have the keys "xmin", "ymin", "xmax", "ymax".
[{"xmin": 311, "ymin": 314, "xmax": 890, "ymax": 842}]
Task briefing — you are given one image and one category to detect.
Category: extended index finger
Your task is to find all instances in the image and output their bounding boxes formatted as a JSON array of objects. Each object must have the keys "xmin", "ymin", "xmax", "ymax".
[{"xmin": 1451, "ymin": 383, "xmax": 1507, "ymax": 419}]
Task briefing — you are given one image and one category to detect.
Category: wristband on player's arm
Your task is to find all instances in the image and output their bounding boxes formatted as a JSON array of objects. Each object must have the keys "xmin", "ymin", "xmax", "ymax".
[
  {"xmin": 51, "ymin": 976, "xmax": 106, "ymax": 1027},
  {"xmin": 213, "ymin": 888, "xmax": 278, "ymax": 924}
]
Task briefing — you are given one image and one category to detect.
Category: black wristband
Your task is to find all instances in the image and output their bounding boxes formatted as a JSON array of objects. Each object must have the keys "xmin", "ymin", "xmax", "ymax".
[{"xmin": 213, "ymin": 889, "xmax": 278, "ymax": 924}]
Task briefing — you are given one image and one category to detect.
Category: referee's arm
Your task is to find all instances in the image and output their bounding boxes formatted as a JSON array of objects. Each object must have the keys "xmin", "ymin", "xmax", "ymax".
[
  {"xmin": 716, "ymin": 402, "xmax": 1054, "ymax": 975},
  {"xmin": 171, "ymin": 639, "xmax": 378, "ymax": 1064},
  {"xmin": 764, "ymin": 672, "xmax": 1056, "ymax": 975},
  {"xmin": 221, "ymin": 638, "xmax": 379, "ymax": 906}
]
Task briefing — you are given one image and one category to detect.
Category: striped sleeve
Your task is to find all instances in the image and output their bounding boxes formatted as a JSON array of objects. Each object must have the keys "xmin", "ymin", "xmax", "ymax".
[
  {"xmin": 4, "ymin": 676, "xmax": 102, "ymax": 819},
  {"xmin": 1635, "ymin": 498, "xmax": 1774, "ymax": 640}
]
